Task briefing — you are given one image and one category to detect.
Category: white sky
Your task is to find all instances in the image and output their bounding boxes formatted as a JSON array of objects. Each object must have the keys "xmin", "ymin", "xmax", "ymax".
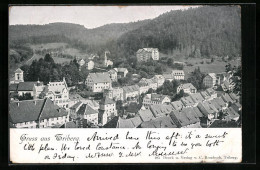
[{"xmin": 9, "ymin": 6, "xmax": 199, "ymax": 29}]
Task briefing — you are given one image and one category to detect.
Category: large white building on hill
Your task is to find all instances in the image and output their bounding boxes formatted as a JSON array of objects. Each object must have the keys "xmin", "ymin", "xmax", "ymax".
[{"xmin": 136, "ymin": 48, "xmax": 159, "ymax": 62}]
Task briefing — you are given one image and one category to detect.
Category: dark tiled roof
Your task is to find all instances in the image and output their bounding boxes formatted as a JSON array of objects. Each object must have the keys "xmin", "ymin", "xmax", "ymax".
[
  {"xmin": 117, "ymin": 117, "xmax": 135, "ymax": 128},
  {"xmin": 139, "ymin": 116, "xmax": 177, "ymax": 128},
  {"xmin": 151, "ymin": 93, "xmax": 170, "ymax": 102},
  {"xmin": 150, "ymin": 104, "xmax": 174, "ymax": 117},
  {"xmin": 9, "ymin": 98, "xmax": 67, "ymax": 124},
  {"xmin": 40, "ymin": 98, "xmax": 67, "ymax": 120},
  {"xmin": 171, "ymin": 101, "xmax": 184, "ymax": 110},
  {"xmin": 69, "ymin": 93, "xmax": 83, "ymax": 100},
  {"xmin": 181, "ymin": 108, "xmax": 200, "ymax": 124},
  {"xmin": 200, "ymin": 91, "xmax": 210, "ymax": 99},
  {"xmin": 9, "ymin": 99, "xmax": 44, "ymax": 123},
  {"xmin": 181, "ymin": 96, "xmax": 195, "ymax": 107},
  {"xmin": 206, "ymin": 88, "xmax": 215, "ymax": 95},
  {"xmin": 88, "ymin": 72, "xmax": 111, "ymax": 83},
  {"xmin": 122, "ymin": 85, "xmax": 139, "ymax": 93},
  {"xmin": 103, "ymin": 116, "xmax": 119, "ymax": 128},
  {"xmin": 221, "ymin": 93, "xmax": 234, "ymax": 103},
  {"xmin": 17, "ymin": 81, "xmax": 38, "ymax": 91},
  {"xmin": 130, "ymin": 116, "xmax": 142, "ymax": 127},
  {"xmin": 9, "ymin": 84, "xmax": 18, "ymax": 91},
  {"xmin": 70, "ymin": 101, "xmax": 83, "ymax": 110},
  {"xmin": 190, "ymin": 93, "xmax": 204, "ymax": 103},
  {"xmin": 138, "ymin": 108, "xmax": 155, "ymax": 122},
  {"xmin": 214, "ymin": 97, "xmax": 226, "ymax": 107},
  {"xmin": 192, "ymin": 106, "xmax": 204, "ymax": 117},
  {"xmin": 209, "ymin": 120, "xmax": 239, "ymax": 128},
  {"xmin": 170, "ymin": 110, "xmax": 190, "ymax": 127},
  {"xmin": 77, "ymin": 104, "xmax": 98, "ymax": 116}
]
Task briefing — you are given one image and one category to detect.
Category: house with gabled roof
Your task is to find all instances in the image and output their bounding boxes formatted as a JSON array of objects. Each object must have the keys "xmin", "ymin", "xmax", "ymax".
[
  {"xmin": 224, "ymin": 107, "xmax": 240, "ymax": 122},
  {"xmin": 221, "ymin": 93, "xmax": 234, "ymax": 104},
  {"xmin": 190, "ymin": 93, "xmax": 205, "ymax": 104},
  {"xmin": 177, "ymin": 83, "xmax": 197, "ymax": 94},
  {"xmin": 169, "ymin": 110, "xmax": 201, "ymax": 128},
  {"xmin": 104, "ymin": 116, "xmax": 143, "ymax": 128},
  {"xmin": 163, "ymin": 73, "xmax": 174, "ymax": 82},
  {"xmin": 197, "ymin": 102, "xmax": 216, "ymax": 121},
  {"xmin": 171, "ymin": 70, "xmax": 185, "ymax": 80},
  {"xmin": 85, "ymin": 72, "xmax": 112, "ymax": 92},
  {"xmin": 44, "ymin": 77, "xmax": 69, "ymax": 109},
  {"xmin": 143, "ymin": 93, "xmax": 171, "ymax": 108},
  {"xmin": 139, "ymin": 78, "xmax": 158, "ymax": 90},
  {"xmin": 122, "ymin": 85, "xmax": 140, "ymax": 101},
  {"xmin": 152, "ymin": 75, "xmax": 165, "ymax": 87},
  {"xmin": 104, "ymin": 87, "xmax": 124, "ymax": 101},
  {"xmin": 203, "ymin": 73, "xmax": 219, "ymax": 88},
  {"xmin": 171, "ymin": 101, "xmax": 185, "ymax": 110},
  {"xmin": 11, "ymin": 80, "xmax": 44, "ymax": 98},
  {"xmin": 205, "ymin": 88, "xmax": 217, "ymax": 99},
  {"xmin": 99, "ymin": 96, "xmax": 117, "ymax": 118},
  {"xmin": 136, "ymin": 48, "xmax": 159, "ymax": 62},
  {"xmin": 180, "ymin": 96, "xmax": 196, "ymax": 107},
  {"xmin": 9, "ymin": 98, "xmax": 68, "ymax": 128},
  {"xmin": 138, "ymin": 116, "xmax": 177, "ymax": 128},
  {"xmin": 114, "ymin": 68, "xmax": 128, "ymax": 78},
  {"xmin": 137, "ymin": 82, "xmax": 150, "ymax": 95},
  {"xmin": 77, "ymin": 104, "xmax": 99, "ymax": 125},
  {"xmin": 13, "ymin": 68, "xmax": 24, "ymax": 84},
  {"xmin": 149, "ymin": 104, "xmax": 175, "ymax": 118},
  {"xmin": 200, "ymin": 91, "xmax": 211, "ymax": 100},
  {"xmin": 137, "ymin": 107, "xmax": 155, "ymax": 122},
  {"xmin": 108, "ymin": 69, "xmax": 118, "ymax": 82}
]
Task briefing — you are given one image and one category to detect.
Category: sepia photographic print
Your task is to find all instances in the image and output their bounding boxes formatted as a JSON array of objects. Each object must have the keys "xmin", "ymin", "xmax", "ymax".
[{"xmin": 9, "ymin": 5, "xmax": 242, "ymax": 163}]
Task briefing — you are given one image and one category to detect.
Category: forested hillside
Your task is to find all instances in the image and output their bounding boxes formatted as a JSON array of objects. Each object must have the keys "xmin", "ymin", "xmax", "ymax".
[
  {"xmin": 116, "ymin": 6, "xmax": 241, "ymax": 58},
  {"xmin": 9, "ymin": 6, "xmax": 241, "ymax": 61}
]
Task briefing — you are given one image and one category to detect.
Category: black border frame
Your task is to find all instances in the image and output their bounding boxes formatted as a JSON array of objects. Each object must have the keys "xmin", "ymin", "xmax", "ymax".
[{"xmin": 0, "ymin": 1, "xmax": 257, "ymax": 169}]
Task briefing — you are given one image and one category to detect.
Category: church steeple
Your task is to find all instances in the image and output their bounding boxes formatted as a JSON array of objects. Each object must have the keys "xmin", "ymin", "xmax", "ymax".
[{"xmin": 14, "ymin": 68, "xmax": 24, "ymax": 83}]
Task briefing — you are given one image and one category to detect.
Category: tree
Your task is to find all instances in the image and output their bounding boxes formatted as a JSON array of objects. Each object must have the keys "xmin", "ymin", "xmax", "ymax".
[
  {"xmin": 147, "ymin": 88, "xmax": 154, "ymax": 94},
  {"xmin": 116, "ymin": 100, "xmax": 124, "ymax": 116},
  {"xmin": 232, "ymin": 65, "xmax": 241, "ymax": 95},
  {"xmin": 112, "ymin": 81, "xmax": 120, "ymax": 87},
  {"xmin": 44, "ymin": 53, "xmax": 54, "ymax": 63},
  {"xmin": 173, "ymin": 89, "xmax": 186, "ymax": 101},
  {"xmin": 187, "ymin": 67, "xmax": 206, "ymax": 90},
  {"xmin": 18, "ymin": 93, "xmax": 33, "ymax": 101},
  {"xmin": 225, "ymin": 63, "xmax": 232, "ymax": 72}
]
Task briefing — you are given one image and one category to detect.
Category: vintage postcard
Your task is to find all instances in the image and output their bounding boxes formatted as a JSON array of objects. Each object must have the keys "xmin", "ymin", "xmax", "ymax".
[{"xmin": 9, "ymin": 5, "xmax": 242, "ymax": 163}]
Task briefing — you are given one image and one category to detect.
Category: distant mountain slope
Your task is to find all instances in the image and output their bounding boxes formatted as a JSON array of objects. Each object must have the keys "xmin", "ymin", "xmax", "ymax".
[{"xmin": 9, "ymin": 20, "xmax": 150, "ymax": 46}]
